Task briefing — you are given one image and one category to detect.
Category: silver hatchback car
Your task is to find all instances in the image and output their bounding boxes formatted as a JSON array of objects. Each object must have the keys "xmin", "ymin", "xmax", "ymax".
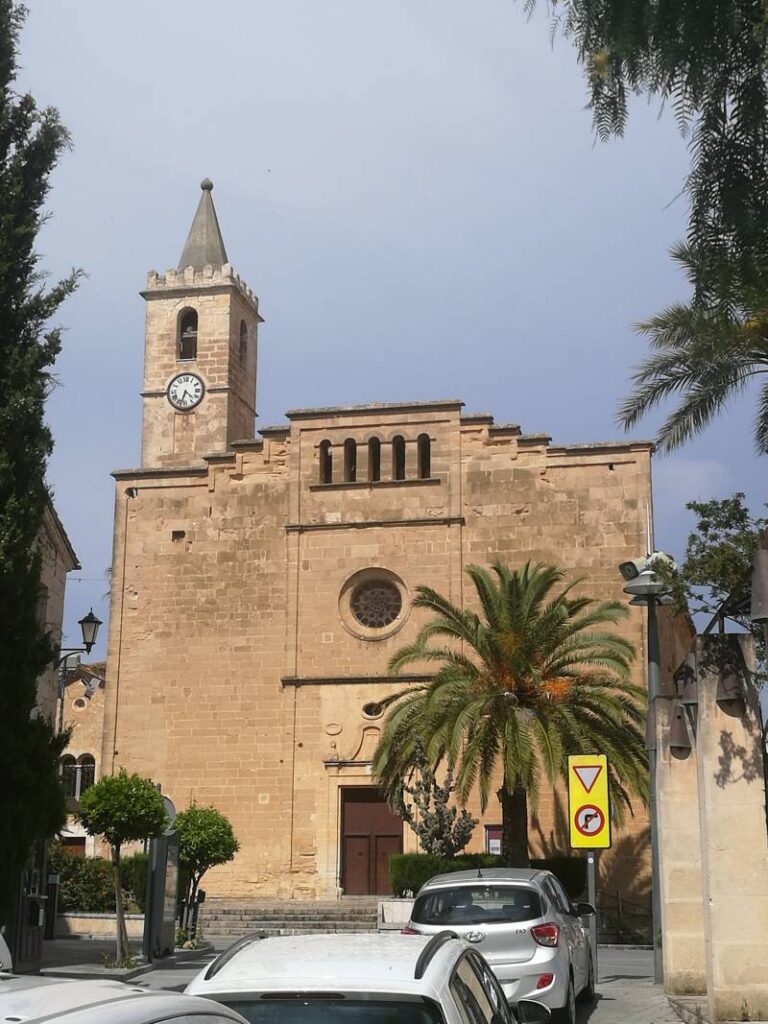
[{"xmin": 403, "ymin": 868, "xmax": 595, "ymax": 1024}]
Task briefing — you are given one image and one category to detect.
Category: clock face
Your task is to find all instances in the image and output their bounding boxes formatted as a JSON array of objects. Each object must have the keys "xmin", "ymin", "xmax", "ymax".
[{"xmin": 167, "ymin": 373, "xmax": 204, "ymax": 411}]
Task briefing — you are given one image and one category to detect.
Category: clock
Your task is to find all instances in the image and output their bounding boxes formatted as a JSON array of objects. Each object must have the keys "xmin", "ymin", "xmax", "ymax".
[{"xmin": 167, "ymin": 372, "xmax": 204, "ymax": 411}]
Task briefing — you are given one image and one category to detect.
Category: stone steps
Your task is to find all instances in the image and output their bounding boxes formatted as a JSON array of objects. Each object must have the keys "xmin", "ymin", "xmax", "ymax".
[{"xmin": 198, "ymin": 899, "xmax": 379, "ymax": 939}]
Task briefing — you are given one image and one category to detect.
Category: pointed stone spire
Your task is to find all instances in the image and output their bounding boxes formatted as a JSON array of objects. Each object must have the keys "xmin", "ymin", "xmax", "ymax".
[{"xmin": 177, "ymin": 178, "xmax": 228, "ymax": 271}]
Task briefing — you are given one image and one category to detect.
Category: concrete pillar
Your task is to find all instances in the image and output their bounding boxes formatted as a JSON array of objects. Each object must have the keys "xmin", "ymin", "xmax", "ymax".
[
  {"xmin": 657, "ymin": 692, "xmax": 707, "ymax": 994},
  {"xmin": 694, "ymin": 635, "xmax": 768, "ymax": 1021}
]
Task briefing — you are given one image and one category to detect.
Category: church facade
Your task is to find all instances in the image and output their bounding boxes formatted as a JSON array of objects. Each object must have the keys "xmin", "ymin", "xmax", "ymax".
[{"xmin": 102, "ymin": 182, "xmax": 653, "ymax": 900}]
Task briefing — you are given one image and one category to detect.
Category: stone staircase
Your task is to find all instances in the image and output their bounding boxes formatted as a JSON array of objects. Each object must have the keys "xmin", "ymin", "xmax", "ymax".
[{"xmin": 198, "ymin": 898, "xmax": 380, "ymax": 941}]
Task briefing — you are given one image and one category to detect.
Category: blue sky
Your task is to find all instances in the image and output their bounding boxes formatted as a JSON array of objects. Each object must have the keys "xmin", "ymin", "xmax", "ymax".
[{"xmin": 21, "ymin": 0, "xmax": 765, "ymax": 658}]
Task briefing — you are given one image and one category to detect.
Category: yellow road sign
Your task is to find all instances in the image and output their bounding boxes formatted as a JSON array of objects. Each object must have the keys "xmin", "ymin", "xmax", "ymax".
[{"xmin": 568, "ymin": 754, "xmax": 611, "ymax": 849}]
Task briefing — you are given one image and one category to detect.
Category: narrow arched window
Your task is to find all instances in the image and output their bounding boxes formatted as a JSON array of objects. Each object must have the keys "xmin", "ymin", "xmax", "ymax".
[
  {"xmin": 417, "ymin": 433, "xmax": 431, "ymax": 479},
  {"xmin": 343, "ymin": 439, "xmax": 357, "ymax": 483},
  {"xmin": 78, "ymin": 754, "xmax": 96, "ymax": 795},
  {"xmin": 392, "ymin": 435, "xmax": 406, "ymax": 481},
  {"xmin": 60, "ymin": 755, "xmax": 77, "ymax": 799},
  {"xmin": 178, "ymin": 309, "xmax": 198, "ymax": 360},
  {"xmin": 319, "ymin": 440, "xmax": 333, "ymax": 484},
  {"xmin": 368, "ymin": 437, "xmax": 381, "ymax": 482},
  {"xmin": 239, "ymin": 320, "xmax": 248, "ymax": 368}
]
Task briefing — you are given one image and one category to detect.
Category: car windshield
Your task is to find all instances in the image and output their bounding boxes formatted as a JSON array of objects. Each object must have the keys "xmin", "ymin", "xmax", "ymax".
[
  {"xmin": 221, "ymin": 996, "xmax": 445, "ymax": 1024},
  {"xmin": 411, "ymin": 885, "xmax": 543, "ymax": 925}
]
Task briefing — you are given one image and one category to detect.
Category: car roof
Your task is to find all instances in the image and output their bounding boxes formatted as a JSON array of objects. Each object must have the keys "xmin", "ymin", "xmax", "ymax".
[
  {"xmin": 187, "ymin": 932, "xmax": 466, "ymax": 1002},
  {"xmin": 418, "ymin": 868, "xmax": 547, "ymax": 888},
  {"xmin": 0, "ymin": 976, "xmax": 247, "ymax": 1023}
]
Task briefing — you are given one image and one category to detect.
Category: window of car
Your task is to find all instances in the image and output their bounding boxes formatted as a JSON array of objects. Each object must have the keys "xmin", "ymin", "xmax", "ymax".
[
  {"xmin": 542, "ymin": 878, "xmax": 571, "ymax": 916},
  {"xmin": 412, "ymin": 885, "xmax": 543, "ymax": 926},
  {"xmin": 450, "ymin": 955, "xmax": 498, "ymax": 1024},
  {"xmin": 549, "ymin": 877, "xmax": 575, "ymax": 916},
  {"xmin": 466, "ymin": 953, "xmax": 510, "ymax": 1022},
  {"xmin": 216, "ymin": 996, "xmax": 446, "ymax": 1024}
]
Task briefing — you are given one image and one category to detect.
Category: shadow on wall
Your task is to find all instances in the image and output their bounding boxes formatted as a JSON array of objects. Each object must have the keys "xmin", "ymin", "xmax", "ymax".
[
  {"xmin": 530, "ymin": 788, "xmax": 651, "ymax": 942},
  {"xmin": 715, "ymin": 728, "xmax": 764, "ymax": 789}
]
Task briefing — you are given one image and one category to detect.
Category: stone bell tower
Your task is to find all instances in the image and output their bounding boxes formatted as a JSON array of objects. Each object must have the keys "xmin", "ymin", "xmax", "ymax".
[{"xmin": 140, "ymin": 179, "xmax": 263, "ymax": 468}]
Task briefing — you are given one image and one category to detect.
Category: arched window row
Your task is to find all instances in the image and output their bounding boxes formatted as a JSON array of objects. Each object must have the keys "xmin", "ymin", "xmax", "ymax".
[
  {"xmin": 176, "ymin": 310, "xmax": 253, "ymax": 365},
  {"xmin": 60, "ymin": 754, "xmax": 96, "ymax": 801},
  {"xmin": 318, "ymin": 434, "xmax": 432, "ymax": 485}
]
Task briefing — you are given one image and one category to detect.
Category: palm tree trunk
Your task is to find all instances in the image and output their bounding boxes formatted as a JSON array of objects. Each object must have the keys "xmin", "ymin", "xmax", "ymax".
[{"xmin": 500, "ymin": 781, "xmax": 529, "ymax": 867}]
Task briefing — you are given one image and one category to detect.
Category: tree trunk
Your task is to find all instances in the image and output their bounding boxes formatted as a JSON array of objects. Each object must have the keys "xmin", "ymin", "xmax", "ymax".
[
  {"xmin": 188, "ymin": 875, "xmax": 199, "ymax": 937},
  {"xmin": 500, "ymin": 781, "xmax": 529, "ymax": 867},
  {"xmin": 111, "ymin": 844, "xmax": 129, "ymax": 965}
]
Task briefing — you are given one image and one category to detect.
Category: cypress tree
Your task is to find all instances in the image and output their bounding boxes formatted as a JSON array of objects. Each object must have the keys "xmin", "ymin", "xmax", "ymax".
[{"xmin": 0, "ymin": 0, "xmax": 79, "ymax": 921}]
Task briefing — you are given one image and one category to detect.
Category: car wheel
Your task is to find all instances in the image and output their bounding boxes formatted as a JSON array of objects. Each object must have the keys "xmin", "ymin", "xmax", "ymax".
[
  {"xmin": 554, "ymin": 976, "xmax": 576, "ymax": 1024},
  {"xmin": 578, "ymin": 954, "xmax": 595, "ymax": 1004}
]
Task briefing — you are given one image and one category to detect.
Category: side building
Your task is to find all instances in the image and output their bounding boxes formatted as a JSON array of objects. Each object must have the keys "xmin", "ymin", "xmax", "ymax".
[{"xmin": 103, "ymin": 182, "xmax": 653, "ymax": 902}]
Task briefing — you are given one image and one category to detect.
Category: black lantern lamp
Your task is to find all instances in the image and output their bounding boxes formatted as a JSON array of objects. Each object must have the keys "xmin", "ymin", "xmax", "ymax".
[{"xmin": 78, "ymin": 609, "xmax": 102, "ymax": 654}]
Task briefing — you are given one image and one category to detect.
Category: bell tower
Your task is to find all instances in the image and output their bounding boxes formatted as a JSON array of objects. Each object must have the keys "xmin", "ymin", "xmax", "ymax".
[{"xmin": 140, "ymin": 179, "xmax": 263, "ymax": 468}]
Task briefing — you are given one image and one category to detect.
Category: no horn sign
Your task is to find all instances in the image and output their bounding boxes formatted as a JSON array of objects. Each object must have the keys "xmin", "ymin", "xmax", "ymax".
[{"xmin": 568, "ymin": 754, "xmax": 611, "ymax": 849}]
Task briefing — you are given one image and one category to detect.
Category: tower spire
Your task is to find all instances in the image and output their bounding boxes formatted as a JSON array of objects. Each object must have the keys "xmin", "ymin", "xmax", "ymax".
[{"xmin": 177, "ymin": 178, "xmax": 228, "ymax": 271}]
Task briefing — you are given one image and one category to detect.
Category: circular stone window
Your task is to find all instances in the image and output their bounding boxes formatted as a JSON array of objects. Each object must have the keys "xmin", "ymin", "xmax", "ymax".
[
  {"xmin": 339, "ymin": 568, "xmax": 409, "ymax": 641},
  {"xmin": 72, "ymin": 697, "xmax": 87, "ymax": 710},
  {"xmin": 351, "ymin": 580, "xmax": 402, "ymax": 628},
  {"xmin": 362, "ymin": 701, "xmax": 385, "ymax": 720}
]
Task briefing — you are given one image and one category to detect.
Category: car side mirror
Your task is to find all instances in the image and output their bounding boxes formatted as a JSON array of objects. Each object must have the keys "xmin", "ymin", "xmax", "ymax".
[
  {"xmin": 516, "ymin": 999, "xmax": 551, "ymax": 1024},
  {"xmin": 575, "ymin": 902, "xmax": 595, "ymax": 917}
]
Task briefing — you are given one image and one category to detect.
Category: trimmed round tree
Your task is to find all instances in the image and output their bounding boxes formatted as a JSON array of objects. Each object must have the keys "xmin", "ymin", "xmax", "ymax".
[
  {"xmin": 175, "ymin": 804, "xmax": 239, "ymax": 937},
  {"xmin": 77, "ymin": 770, "xmax": 167, "ymax": 964}
]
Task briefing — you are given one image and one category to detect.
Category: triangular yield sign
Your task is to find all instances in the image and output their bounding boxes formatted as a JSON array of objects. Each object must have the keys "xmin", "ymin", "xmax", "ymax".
[{"xmin": 573, "ymin": 764, "xmax": 602, "ymax": 793}]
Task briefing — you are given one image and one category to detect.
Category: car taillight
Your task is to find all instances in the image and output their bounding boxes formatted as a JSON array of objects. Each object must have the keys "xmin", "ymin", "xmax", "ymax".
[
  {"xmin": 401, "ymin": 925, "xmax": 422, "ymax": 935},
  {"xmin": 531, "ymin": 923, "xmax": 559, "ymax": 947},
  {"xmin": 536, "ymin": 974, "xmax": 554, "ymax": 989}
]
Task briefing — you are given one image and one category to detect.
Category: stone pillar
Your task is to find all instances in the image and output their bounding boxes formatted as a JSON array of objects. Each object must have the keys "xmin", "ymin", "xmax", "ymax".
[
  {"xmin": 657, "ymin": 692, "xmax": 707, "ymax": 994},
  {"xmin": 405, "ymin": 438, "xmax": 419, "ymax": 480},
  {"xmin": 694, "ymin": 635, "xmax": 768, "ymax": 1021}
]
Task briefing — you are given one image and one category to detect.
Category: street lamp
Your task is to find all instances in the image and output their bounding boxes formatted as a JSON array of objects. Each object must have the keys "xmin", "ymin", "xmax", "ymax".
[
  {"xmin": 622, "ymin": 553, "xmax": 675, "ymax": 986},
  {"xmin": 55, "ymin": 608, "xmax": 103, "ymax": 734}
]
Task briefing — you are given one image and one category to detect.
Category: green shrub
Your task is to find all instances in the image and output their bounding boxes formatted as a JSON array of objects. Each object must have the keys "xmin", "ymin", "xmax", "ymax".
[
  {"xmin": 48, "ymin": 841, "xmax": 115, "ymax": 913},
  {"xmin": 389, "ymin": 852, "xmax": 587, "ymax": 899},
  {"xmin": 389, "ymin": 853, "xmax": 504, "ymax": 896},
  {"xmin": 62, "ymin": 859, "xmax": 115, "ymax": 913},
  {"xmin": 121, "ymin": 852, "xmax": 149, "ymax": 912}
]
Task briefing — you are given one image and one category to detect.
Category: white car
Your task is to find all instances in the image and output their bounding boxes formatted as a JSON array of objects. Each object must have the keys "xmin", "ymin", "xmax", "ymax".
[
  {"xmin": 186, "ymin": 931, "xmax": 550, "ymax": 1024},
  {"xmin": 0, "ymin": 974, "xmax": 249, "ymax": 1024}
]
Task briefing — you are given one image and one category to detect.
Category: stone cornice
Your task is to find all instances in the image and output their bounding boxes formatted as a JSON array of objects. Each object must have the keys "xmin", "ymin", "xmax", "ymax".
[
  {"xmin": 286, "ymin": 515, "xmax": 464, "ymax": 533},
  {"xmin": 282, "ymin": 673, "xmax": 433, "ymax": 687}
]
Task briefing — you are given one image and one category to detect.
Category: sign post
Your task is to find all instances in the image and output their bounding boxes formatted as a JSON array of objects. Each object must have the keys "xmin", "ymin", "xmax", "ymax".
[{"xmin": 568, "ymin": 754, "xmax": 611, "ymax": 985}]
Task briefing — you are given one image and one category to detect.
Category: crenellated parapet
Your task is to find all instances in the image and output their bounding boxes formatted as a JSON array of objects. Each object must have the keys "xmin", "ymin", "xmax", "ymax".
[{"xmin": 143, "ymin": 262, "xmax": 261, "ymax": 314}]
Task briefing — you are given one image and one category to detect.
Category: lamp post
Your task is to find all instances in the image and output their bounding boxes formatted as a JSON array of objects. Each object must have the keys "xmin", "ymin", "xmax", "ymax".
[
  {"xmin": 621, "ymin": 561, "xmax": 673, "ymax": 986},
  {"xmin": 55, "ymin": 609, "xmax": 103, "ymax": 734}
]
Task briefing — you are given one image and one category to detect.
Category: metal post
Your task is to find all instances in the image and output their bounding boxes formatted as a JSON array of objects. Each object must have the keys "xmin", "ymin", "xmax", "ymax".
[
  {"xmin": 646, "ymin": 599, "xmax": 663, "ymax": 984},
  {"xmin": 586, "ymin": 850, "xmax": 598, "ymax": 983}
]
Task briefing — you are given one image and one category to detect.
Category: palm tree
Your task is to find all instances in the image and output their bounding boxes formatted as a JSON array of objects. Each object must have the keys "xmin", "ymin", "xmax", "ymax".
[
  {"xmin": 373, "ymin": 562, "xmax": 648, "ymax": 867},
  {"xmin": 617, "ymin": 243, "xmax": 768, "ymax": 453}
]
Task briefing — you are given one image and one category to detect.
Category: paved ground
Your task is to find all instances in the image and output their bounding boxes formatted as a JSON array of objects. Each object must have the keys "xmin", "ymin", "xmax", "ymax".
[
  {"xmin": 581, "ymin": 949, "xmax": 678, "ymax": 1024},
  {"xmin": 39, "ymin": 940, "xmax": 678, "ymax": 1024}
]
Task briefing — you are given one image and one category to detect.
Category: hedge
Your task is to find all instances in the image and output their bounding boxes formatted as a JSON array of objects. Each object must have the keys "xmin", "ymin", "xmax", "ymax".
[
  {"xmin": 121, "ymin": 852, "xmax": 149, "ymax": 912},
  {"xmin": 48, "ymin": 843, "xmax": 150, "ymax": 914},
  {"xmin": 48, "ymin": 844, "xmax": 115, "ymax": 913},
  {"xmin": 389, "ymin": 852, "xmax": 587, "ymax": 900}
]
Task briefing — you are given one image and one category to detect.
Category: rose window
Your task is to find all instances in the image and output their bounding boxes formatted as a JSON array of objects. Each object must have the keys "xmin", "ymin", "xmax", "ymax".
[{"xmin": 350, "ymin": 581, "xmax": 402, "ymax": 628}]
